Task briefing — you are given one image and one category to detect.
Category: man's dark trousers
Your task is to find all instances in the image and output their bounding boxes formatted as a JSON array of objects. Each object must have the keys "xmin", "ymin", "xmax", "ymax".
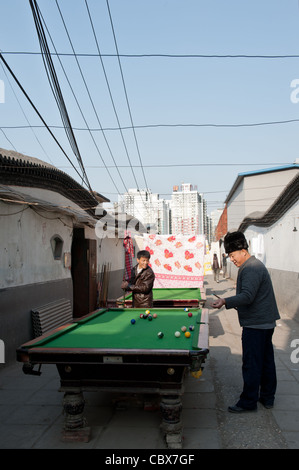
[{"xmin": 237, "ymin": 327, "xmax": 277, "ymax": 410}]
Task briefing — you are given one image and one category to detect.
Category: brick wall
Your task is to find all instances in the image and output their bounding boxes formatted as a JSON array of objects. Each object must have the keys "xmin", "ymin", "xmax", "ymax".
[{"xmin": 215, "ymin": 205, "xmax": 227, "ymax": 240}]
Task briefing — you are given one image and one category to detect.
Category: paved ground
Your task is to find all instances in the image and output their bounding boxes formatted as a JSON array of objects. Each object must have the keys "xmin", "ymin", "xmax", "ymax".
[{"xmin": 0, "ymin": 275, "xmax": 299, "ymax": 449}]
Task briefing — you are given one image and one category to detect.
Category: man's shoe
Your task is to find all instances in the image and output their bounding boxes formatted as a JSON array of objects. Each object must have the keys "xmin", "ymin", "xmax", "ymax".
[
  {"xmin": 258, "ymin": 399, "xmax": 274, "ymax": 409},
  {"xmin": 228, "ymin": 405, "xmax": 257, "ymax": 413}
]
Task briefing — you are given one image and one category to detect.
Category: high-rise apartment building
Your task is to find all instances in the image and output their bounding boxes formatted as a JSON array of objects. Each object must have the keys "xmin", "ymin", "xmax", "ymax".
[
  {"xmin": 171, "ymin": 183, "xmax": 205, "ymax": 236},
  {"xmin": 118, "ymin": 189, "xmax": 170, "ymax": 234},
  {"xmin": 118, "ymin": 185, "xmax": 208, "ymax": 238}
]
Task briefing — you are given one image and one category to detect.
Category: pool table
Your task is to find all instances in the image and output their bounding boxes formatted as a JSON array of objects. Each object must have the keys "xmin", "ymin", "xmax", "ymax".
[
  {"xmin": 17, "ymin": 307, "xmax": 209, "ymax": 448},
  {"xmin": 117, "ymin": 287, "xmax": 206, "ymax": 308}
]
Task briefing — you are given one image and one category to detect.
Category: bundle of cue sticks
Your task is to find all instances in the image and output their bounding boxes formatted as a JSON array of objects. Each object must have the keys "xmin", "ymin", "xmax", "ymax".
[{"xmin": 97, "ymin": 262, "xmax": 111, "ymax": 307}]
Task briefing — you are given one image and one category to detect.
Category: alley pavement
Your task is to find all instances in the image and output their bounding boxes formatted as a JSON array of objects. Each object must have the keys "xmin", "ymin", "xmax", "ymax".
[{"xmin": 1, "ymin": 275, "xmax": 299, "ymax": 449}]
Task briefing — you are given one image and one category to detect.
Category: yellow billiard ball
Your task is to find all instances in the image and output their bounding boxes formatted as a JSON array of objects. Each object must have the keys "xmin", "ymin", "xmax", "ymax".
[
  {"xmin": 145, "ymin": 309, "xmax": 150, "ymax": 315},
  {"xmin": 185, "ymin": 331, "xmax": 191, "ymax": 338}
]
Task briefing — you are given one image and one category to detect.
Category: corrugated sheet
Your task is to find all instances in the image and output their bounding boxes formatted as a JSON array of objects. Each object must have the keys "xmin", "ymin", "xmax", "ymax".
[{"xmin": 31, "ymin": 298, "xmax": 73, "ymax": 337}]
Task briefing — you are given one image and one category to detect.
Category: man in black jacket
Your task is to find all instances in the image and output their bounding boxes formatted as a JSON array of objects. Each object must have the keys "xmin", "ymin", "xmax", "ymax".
[
  {"xmin": 212, "ymin": 231, "xmax": 280, "ymax": 413},
  {"xmin": 121, "ymin": 250, "xmax": 155, "ymax": 308}
]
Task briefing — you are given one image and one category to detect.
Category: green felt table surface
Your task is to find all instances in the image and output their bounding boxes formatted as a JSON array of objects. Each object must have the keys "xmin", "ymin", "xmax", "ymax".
[
  {"xmin": 29, "ymin": 307, "xmax": 205, "ymax": 351},
  {"xmin": 125, "ymin": 288, "xmax": 203, "ymax": 301}
]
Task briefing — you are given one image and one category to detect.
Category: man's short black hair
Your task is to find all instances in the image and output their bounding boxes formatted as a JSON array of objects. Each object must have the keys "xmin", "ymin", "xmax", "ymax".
[
  {"xmin": 224, "ymin": 231, "xmax": 249, "ymax": 254},
  {"xmin": 137, "ymin": 250, "xmax": 151, "ymax": 259}
]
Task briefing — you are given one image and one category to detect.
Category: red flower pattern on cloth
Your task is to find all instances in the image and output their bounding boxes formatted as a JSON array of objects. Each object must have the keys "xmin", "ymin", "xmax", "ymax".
[
  {"xmin": 185, "ymin": 250, "xmax": 194, "ymax": 260},
  {"xmin": 164, "ymin": 249, "xmax": 173, "ymax": 258},
  {"xmin": 141, "ymin": 234, "xmax": 205, "ymax": 288},
  {"xmin": 184, "ymin": 265, "xmax": 193, "ymax": 272}
]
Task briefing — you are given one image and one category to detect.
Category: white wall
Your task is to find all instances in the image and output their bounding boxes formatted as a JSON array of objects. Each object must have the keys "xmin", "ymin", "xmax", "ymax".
[
  {"xmin": 227, "ymin": 168, "xmax": 298, "ymax": 232},
  {"xmin": 244, "ymin": 203, "xmax": 299, "ymax": 273},
  {"xmin": 242, "ymin": 203, "xmax": 299, "ymax": 319},
  {"xmin": 0, "ymin": 201, "xmax": 73, "ymax": 289},
  {"xmin": 97, "ymin": 236, "xmax": 126, "ymax": 272}
]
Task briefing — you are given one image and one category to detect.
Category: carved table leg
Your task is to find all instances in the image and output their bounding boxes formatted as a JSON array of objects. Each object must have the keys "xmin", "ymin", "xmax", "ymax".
[
  {"xmin": 62, "ymin": 391, "xmax": 91, "ymax": 442},
  {"xmin": 160, "ymin": 395, "xmax": 183, "ymax": 449}
]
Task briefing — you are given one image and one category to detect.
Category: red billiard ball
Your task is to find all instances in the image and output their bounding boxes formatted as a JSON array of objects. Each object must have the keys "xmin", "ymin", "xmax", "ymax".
[{"xmin": 188, "ymin": 312, "xmax": 193, "ymax": 317}]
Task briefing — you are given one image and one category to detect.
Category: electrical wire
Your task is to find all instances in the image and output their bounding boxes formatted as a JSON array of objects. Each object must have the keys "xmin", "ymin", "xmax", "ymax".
[
  {"xmin": 106, "ymin": 0, "xmax": 149, "ymax": 192},
  {"xmin": 85, "ymin": 0, "xmax": 144, "ymax": 193},
  {"xmin": 0, "ymin": 52, "xmax": 89, "ymax": 187},
  {"xmin": 3, "ymin": 51, "xmax": 299, "ymax": 59},
  {"xmin": 0, "ymin": 127, "xmax": 17, "ymax": 150},
  {"xmin": 53, "ymin": 0, "xmax": 154, "ymax": 222},
  {"xmin": 3, "ymin": 117, "xmax": 299, "ymax": 131},
  {"xmin": 53, "ymin": 0, "xmax": 128, "ymax": 195},
  {"xmin": 36, "ymin": 1, "xmax": 125, "ymax": 197},
  {"xmin": 29, "ymin": 0, "xmax": 92, "ymax": 192},
  {"xmin": 0, "ymin": 57, "xmax": 55, "ymax": 165}
]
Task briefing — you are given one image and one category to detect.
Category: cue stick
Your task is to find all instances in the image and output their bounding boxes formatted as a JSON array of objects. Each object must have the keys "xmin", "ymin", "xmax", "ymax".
[
  {"xmin": 120, "ymin": 243, "xmax": 126, "ymax": 307},
  {"xmin": 213, "ymin": 293, "xmax": 237, "ymax": 310}
]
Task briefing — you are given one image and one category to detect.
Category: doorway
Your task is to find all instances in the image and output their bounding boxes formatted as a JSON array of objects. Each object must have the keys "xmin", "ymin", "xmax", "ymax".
[{"xmin": 71, "ymin": 228, "xmax": 97, "ymax": 318}]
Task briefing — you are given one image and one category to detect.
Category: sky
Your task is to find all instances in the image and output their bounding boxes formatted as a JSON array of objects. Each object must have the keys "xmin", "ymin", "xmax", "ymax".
[{"xmin": 1, "ymin": 0, "xmax": 299, "ymax": 216}]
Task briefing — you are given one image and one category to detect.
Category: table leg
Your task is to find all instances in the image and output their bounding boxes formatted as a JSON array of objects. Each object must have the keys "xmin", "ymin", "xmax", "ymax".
[
  {"xmin": 62, "ymin": 391, "xmax": 91, "ymax": 442},
  {"xmin": 160, "ymin": 395, "xmax": 183, "ymax": 449}
]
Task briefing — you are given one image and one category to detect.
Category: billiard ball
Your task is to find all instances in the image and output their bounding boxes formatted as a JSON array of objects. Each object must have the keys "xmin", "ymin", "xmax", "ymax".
[
  {"xmin": 148, "ymin": 315, "xmax": 153, "ymax": 321},
  {"xmin": 157, "ymin": 332, "xmax": 164, "ymax": 338},
  {"xmin": 153, "ymin": 313, "xmax": 157, "ymax": 318},
  {"xmin": 145, "ymin": 310, "xmax": 150, "ymax": 314},
  {"xmin": 188, "ymin": 312, "xmax": 193, "ymax": 317},
  {"xmin": 181, "ymin": 326, "xmax": 187, "ymax": 332},
  {"xmin": 131, "ymin": 319, "xmax": 136, "ymax": 324},
  {"xmin": 189, "ymin": 325, "xmax": 194, "ymax": 331},
  {"xmin": 143, "ymin": 314, "xmax": 148, "ymax": 319},
  {"xmin": 140, "ymin": 314, "xmax": 144, "ymax": 319},
  {"xmin": 175, "ymin": 331, "xmax": 181, "ymax": 337},
  {"xmin": 185, "ymin": 331, "xmax": 191, "ymax": 338},
  {"xmin": 184, "ymin": 308, "xmax": 189, "ymax": 312}
]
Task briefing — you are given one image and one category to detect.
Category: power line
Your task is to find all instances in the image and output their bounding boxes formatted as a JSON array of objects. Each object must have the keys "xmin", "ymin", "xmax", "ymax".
[
  {"xmin": 1, "ymin": 162, "xmax": 290, "ymax": 170},
  {"xmin": 84, "ymin": 0, "xmax": 142, "ymax": 194},
  {"xmin": 0, "ymin": 128, "xmax": 17, "ymax": 151},
  {"xmin": 29, "ymin": 0, "xmax": 92, "ymax": 192},
  {"xmin": 3, "ymin": 51, "xmax": 299, "ymax": 59},
  {"xmin": 0, "ymin": 52, "xmax": 90, "ymax": 187},
  {"xmin": 3, "ymin": 117, "xmax": 299, "ymax": 131},
  {"xmin": 42, "ymin": 0, "xmax": 127, "ymax": 196},
  {"xmin": 0, "ymin": 58, "xmax": 55, "ymax": 165},
  {"xmin": 106, "ymin": 0, "xmax": 149, "ymax": 191},
  {"xmin": 54, "ymin": 162, "xmax": 292, "ymax": 169}
]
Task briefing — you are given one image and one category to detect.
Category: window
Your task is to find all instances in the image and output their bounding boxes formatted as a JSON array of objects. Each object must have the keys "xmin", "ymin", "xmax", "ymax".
[{"xmin": 51, "ymin": 235, "xmax": 64, "ymax": 260}]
